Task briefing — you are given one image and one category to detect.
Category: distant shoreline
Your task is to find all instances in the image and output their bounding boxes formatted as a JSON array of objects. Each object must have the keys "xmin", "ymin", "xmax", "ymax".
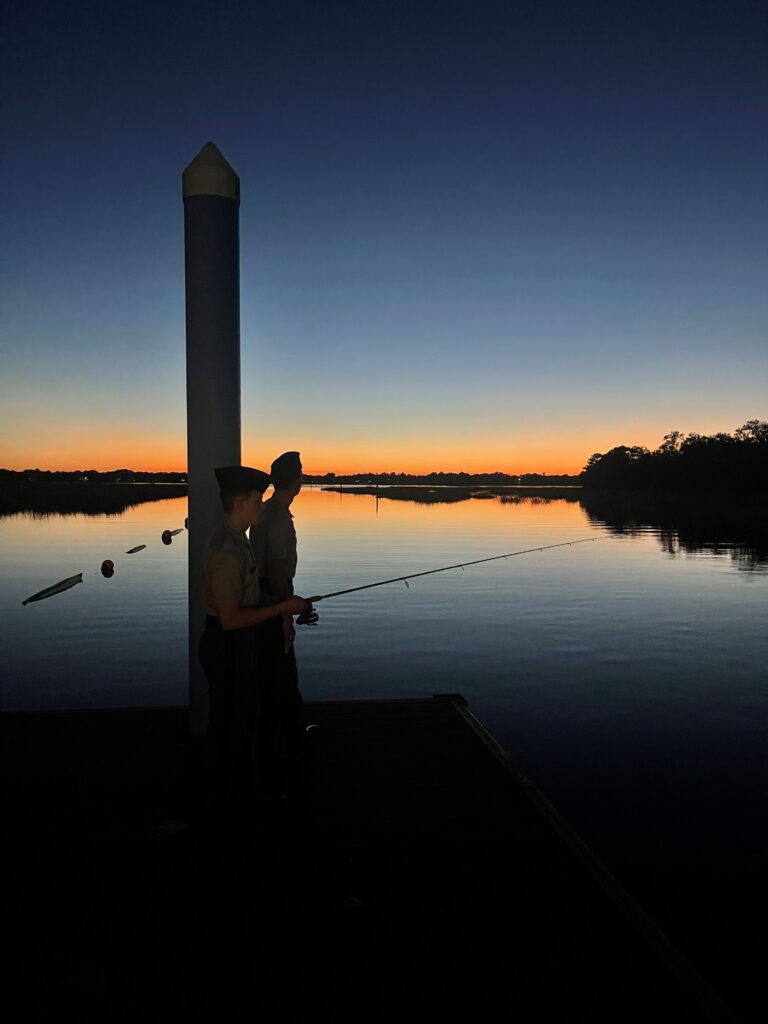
[
  {"xmin": 0, "ymin": 471, "xmax": 186, "ymax": 483},
  {"xmin": 0, "ymin": 469, "xmax": 578, "ymax": 485},
  {"xmin": 0, "ymin": 479, "xmax": 187, "ymax": 518},
  {"xmin": 321, "ymin": 484, "xmax": 583, "ymax": 504}
]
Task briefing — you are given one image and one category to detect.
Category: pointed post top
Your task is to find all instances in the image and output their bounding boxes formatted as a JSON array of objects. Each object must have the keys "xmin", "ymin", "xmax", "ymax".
[{"xmin": 182, "ymin": 142, "xmax": 240, "ymax": 204}]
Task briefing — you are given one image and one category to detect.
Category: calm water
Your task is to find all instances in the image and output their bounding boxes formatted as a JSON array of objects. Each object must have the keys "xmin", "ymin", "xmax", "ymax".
[{"xmin": 1, "ymin": 486, "xmax": 766, "ymax": 1007}]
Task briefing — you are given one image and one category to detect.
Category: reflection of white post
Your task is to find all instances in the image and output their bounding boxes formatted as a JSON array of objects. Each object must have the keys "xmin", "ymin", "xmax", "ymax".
[{"xmin": 183, "ymin": 142, "xmax": 241, "ymax": 737}]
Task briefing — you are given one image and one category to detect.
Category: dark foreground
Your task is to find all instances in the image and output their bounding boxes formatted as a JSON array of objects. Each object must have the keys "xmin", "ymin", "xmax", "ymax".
[{"xmin": 2, "ymin": 699, "xmax": 742, "ymax": 1020}]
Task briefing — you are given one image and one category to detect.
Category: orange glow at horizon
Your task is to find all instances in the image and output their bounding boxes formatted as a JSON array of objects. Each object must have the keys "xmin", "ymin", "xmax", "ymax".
[
  {"xmin": 0, "ymin": 424, "xmax": 188, "ymax": 474},
  {"xmin": 0, "ymin": 424, "xmax": 718, "ymax": 475},
  {"xmin": 1, "ymin": 442, "xmax": 595, "ymax": 475},
  {"xmin": 0, "ymin": 440, "xmax": 643, "ymax": 475}
]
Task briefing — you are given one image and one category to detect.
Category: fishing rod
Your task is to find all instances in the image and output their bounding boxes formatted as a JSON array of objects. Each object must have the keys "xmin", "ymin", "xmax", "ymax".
[
  {"xmin": 23, "ymin": 528, "xmax": 599, "ymax": 614},
  {"xmin": 300, "ymin": 537, "xmax": 601, "ymax": 614}
]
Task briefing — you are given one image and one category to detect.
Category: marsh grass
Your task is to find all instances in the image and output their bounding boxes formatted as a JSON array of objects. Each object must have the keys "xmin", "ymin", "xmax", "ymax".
[{"xmin": 0, "ymin": 480, "xmax": 187, "ymax": 518}]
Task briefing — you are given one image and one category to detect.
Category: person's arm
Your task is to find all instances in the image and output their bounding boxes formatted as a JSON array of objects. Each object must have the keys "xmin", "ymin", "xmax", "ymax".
[
  {"xmin": 267, "ymin": 558, "xmax": 296, "ymax": 651},
  {"xmin": 267, "ymin": 557, "xmax": 291, "ymax": 600},
  {"xmin": 217, "ymin": 595, "xmax": 308, "ymax": 631},
  {"xmin": 208, "ymin": 547, "xmax": 307, "ymax": 630},
  {"xmin": 264, "ymin": 514, "xmax": 297, "ymax": 651}
]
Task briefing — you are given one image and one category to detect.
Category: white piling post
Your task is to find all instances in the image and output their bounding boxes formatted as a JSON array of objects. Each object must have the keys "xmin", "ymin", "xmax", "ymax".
[{"xmin": 183, "ymin": 142, "xmax": 241, "ymax": 737}]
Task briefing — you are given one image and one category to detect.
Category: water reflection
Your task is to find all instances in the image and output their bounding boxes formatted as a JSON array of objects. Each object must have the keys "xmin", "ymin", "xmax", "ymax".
[
  {"xmin": 323, "ymin": 485, "xmax": 768, "ymax": 571},
  {"xmin": 580, "ymin": 490, "xmax": 768, "ymax": 571},
  {"xmin": 2, "ymin": 480, "xmax": 765, "ymax": 572},
  {"xmin": 499, "ymin": 493, "xmax": 574, "ymax": 506},
  {"xmin": 0, "ymin": 482, "xmax": 186, "ymax": 518},
  {"xmin": 323, "ymin": 484, "xmax": 580, "ymax": 506}
]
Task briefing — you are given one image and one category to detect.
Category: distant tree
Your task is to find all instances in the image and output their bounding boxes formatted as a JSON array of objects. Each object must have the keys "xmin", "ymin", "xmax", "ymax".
[
  {"xmin": 735, "ymin": 420, "xmax": 768, "ymax": 444},
  {"xmin": 582, "ymin": 422, "xmax": 768, "ymax": 492},
  {"xmin": 657, "ymin": 431, "xmax": 685, "ymax": 455}
]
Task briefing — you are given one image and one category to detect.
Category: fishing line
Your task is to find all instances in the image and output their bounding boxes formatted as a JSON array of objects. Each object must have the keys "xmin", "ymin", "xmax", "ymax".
[
  {"xmin": 23, "ymin": 523, "xmax": 601, "ymax": 613},
  {"xmin": 303, "ymin": 537, "xmax": 601, "ymax": 606}
]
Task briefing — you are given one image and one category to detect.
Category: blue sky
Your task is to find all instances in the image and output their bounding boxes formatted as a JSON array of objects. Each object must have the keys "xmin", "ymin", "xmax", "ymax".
[{"xmin": 1, "ymin": 0, "xmax": 765, "ymax": 472}]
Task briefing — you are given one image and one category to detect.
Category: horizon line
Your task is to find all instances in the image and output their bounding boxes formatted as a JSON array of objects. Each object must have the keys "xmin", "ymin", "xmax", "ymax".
[{"xmin": 1, "ymin": 466, "xmax": 583, "ymax": 478}]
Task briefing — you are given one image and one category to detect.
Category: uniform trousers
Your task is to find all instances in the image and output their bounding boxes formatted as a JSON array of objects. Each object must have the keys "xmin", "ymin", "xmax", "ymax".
[
  {"xmin": 253, "ymin": 614, "xmax": 303, "ymax": 786},
  {"xmin": 198, "ymin": 616, "xmax": 259, "ymax": 826}
]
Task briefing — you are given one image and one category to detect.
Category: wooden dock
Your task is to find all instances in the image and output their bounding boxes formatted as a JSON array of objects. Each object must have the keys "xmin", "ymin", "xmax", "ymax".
[{"xmin": 2, "ymin": 697, "xmax": 739, "ymax": 1020}]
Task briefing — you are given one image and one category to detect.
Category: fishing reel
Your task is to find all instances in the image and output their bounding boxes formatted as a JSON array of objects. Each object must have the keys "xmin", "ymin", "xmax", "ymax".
[{"xmin": 297, "ymin": 601, "xmax": 319, "ymax": 626}]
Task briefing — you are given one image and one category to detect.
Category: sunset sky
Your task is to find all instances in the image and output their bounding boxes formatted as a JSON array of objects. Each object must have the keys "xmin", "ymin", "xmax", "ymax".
[{"xmin": 1, "ymin": 0, "xmax": 766, "ymax": 475}]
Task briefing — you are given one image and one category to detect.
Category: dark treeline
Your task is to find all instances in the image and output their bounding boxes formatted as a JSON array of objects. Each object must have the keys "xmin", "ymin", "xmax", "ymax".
[
  {"xmin": 581, "ymin": 420, "xmax": 768, "ymax": 492},
  {"xmin": 0, "ymin": 469, "xmax": 186, "ymax": 483},
  {"xmin": 3, "ymin": 469, "xmax": 580, "ymax": 485},
  {"xmin": 0, "ymin": 474, "xmax": 186, "ymax": 518},
  {"xmin": 305, "ymin": 471, "xmax": 580, "ymax": 485}
]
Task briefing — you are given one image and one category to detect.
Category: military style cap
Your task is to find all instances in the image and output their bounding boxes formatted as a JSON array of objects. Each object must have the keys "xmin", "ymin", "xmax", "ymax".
[
  {"xmin": 214, "ymin": 465, "xmax": 270, "ymax": 494},
  {"xmin": 271, "ymin": 451, "xmax": 302, "ymax": 476}
]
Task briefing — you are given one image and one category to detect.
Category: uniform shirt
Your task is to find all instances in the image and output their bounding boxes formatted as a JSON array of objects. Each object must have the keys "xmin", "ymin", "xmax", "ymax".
[
  {"xmin": 202, "ymin": 520, "xmax": 260, "ymax": 616},
  {"xmin": 250, "ymin": 497, "xmax": 297, "ymax": 590}
]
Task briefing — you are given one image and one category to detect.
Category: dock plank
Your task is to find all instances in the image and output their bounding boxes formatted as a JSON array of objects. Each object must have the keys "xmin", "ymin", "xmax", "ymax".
[{"xmin": 1, "ymin": 699, "xmax": 738, "ymax": 1020}]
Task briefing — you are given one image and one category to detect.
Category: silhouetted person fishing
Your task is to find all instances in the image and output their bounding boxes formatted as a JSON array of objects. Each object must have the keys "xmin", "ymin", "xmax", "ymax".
[
  {"xmin": 251, "ymin": 451, "xmax": 316, "ymax": 793},
  {"xmin": 197, "ymin": 465, "xmax": 310, "ymax": 834}
]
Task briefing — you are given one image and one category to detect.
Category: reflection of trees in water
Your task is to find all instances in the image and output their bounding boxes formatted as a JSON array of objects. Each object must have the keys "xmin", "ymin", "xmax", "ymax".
[
  {"xmin": 498, "ymin": 494, "xmax": 573, "ymax": 506},
  {"xmin": 327, "ymin": 486, "xmax": 471, "ymax": 504},
  {"xmin": 580, "ymin": 490, "xmax": 768, "ymax": 571},
  {"xmin": 323, "ymin": 486, "xmax": 582, "ymax": 506},
  {"xmin": 0, "ymin": 482, "xmax": 187, "ymax": 518},
  {"xmin": 301, "ymin": 485, "xmax": 765, "ymax": 570}
]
